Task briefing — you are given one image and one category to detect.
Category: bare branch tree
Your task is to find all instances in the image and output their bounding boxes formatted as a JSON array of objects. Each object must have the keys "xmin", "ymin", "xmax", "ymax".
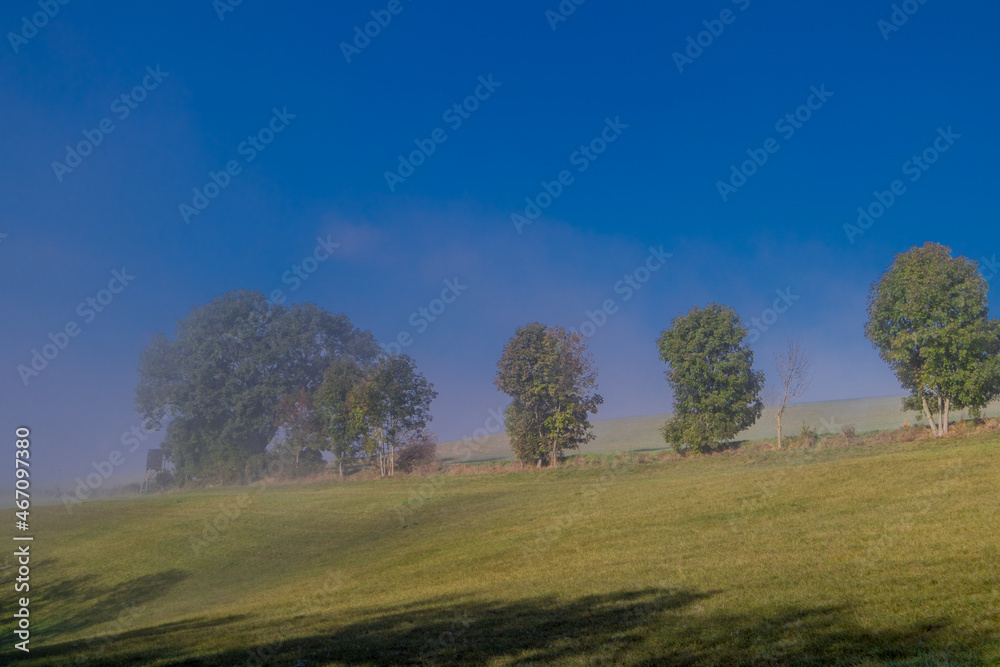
[{"xmin": 772, "ymin": 338, "xmax": 813, "ymax": 449}]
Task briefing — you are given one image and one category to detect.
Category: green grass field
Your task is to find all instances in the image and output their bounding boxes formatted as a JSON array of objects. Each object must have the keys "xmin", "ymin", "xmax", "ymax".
[{"xmin": 4, "ymin": 429, "xmax": 999, "ymax": 665}]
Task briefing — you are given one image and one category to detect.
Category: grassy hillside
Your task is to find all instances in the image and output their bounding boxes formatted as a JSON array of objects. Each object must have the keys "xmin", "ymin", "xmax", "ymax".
[
  {"xmin": 3, "ymin": 432, "xmax": 999, "ymax": 665},
  {"xmin": 439, "ymin": 395, "xmax": 1000, "ymax": 463}
]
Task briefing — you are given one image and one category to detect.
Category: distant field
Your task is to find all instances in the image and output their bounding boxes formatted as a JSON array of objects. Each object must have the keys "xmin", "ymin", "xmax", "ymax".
[
  {"xmin": 439, "ymin": 395, "xmax": 1000, "ymax": 463},
  {"xmin": 4, "ymin": 432, "xmax": 999, "ymax": 665}
]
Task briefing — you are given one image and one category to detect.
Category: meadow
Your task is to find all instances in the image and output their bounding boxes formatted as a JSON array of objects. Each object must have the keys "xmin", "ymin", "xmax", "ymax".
[{"xmin": 4, "ymin": 424, "xmax": 999, "ymax": 665}]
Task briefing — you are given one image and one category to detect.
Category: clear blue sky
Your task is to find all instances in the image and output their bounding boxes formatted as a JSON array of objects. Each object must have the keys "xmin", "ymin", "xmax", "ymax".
[{"xmin": 2, "ymin": 0, "xmax": 999, "ymax": 489}]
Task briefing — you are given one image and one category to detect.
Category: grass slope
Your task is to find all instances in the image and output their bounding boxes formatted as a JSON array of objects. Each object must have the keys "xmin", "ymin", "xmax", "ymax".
[
  {"xmin": 439, "ymin": 396, "xmax": 1000, "ymax": 463},
  {"xmin": 3, "ymin": 434, "xmax": 999, "ymax": 665}
]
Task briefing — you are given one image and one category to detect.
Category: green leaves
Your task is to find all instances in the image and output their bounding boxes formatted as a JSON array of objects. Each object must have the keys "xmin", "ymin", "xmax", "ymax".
[
  {"xmin": 657, "ymin": 303, "xmax": 765, "ymax": 453},
  {"xmin": 865, "ymin": 243, "xmax": 1000, "ymax": 435},
  {"xmin": 134, "ymin": 290, "xmax": 380, "ymax": 481},
  {"xmin": 495, "ymin": 323, "xmax": 603, "ymax": 466},
  {"xmin": 315, "ymin": 354, "xmax": 437, "ymax": 476}
]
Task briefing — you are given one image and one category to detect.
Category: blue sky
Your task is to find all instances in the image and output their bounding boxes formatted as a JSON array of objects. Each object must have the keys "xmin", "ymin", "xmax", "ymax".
[{"xmin": 2, "ymin": 0, "xmax": 999, "ymax": 488}]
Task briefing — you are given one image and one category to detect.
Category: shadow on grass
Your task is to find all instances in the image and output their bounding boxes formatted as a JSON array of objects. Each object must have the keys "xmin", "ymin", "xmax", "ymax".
[
  {"xmin": 36, "ymin": 568, "xmax": 190, "ymax": 636},
  {"xmin": 21, "ymin": 587, "xmax": 997, "ymax": 666}
]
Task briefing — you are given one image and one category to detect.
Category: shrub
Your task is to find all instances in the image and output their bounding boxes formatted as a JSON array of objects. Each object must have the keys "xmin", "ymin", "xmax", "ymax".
[
  {"xmin": 841, "ymin": 424, "xmax": 857, "ymax": 440},
  {"xmin": 154, "ymin": 470, "xmax": 176, "ymax": 490},
  {"xmin": 395, "ymin": 431, "xmax": 438, "ymax": 473},
  {"xmin": 795, "ymin": 423, "xmax": 818, "ymax": 449},
  {"xmin": 293, "ymin": 448, "xmax": 327, "ymax": 477}
]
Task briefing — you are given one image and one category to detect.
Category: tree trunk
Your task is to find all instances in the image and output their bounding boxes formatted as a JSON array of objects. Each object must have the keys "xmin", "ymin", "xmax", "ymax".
[
  {"xmin": 776, "ymin": 409, "xmax": 784, "ymax": 449},
  {"xmin": 922, "ymin": 397, "xmax": 939, "ymax": 437},
  {"xmin": 936, "ymin": 395, "xmax": 945, "ymax": 437},
  {"xmin": 943, "ymin": 399, "xmax": 950, "ymax": 436}
]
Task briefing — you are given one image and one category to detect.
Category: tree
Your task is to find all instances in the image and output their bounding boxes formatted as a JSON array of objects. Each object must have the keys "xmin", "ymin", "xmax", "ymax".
[
  {"xmin": 135, "ymin": 290, "xmax": 379, "ymax": 482},
  {"xmin": 495, "ymin": 323, "xmax": 603, "ymax": 467},
  {"xmin": 865, "ymin": 242, "xmax": 1000, "ymax": 437},
  {"xmin": 349, "ymin": 355, "xmax": 437, "ymax": 477},
  {"xmin": 769, "ymin": 338, "xmax": 813, "ymax": 449},
  {"xmin": 657, "ymin": 304, "xmax": 765, "ymax": 454},
  {"xmin": 314, "ymin": 357, "xmax": 367, "ymax": 476},
  {"xmin": 275, "ymin": 389, "xmax": 326, "ymax": 475}
]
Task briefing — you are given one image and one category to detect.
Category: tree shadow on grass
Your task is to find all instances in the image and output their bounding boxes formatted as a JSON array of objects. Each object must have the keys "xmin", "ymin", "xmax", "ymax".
[
  {"xmin": 36, "ymin": 568, "xmax": 190, "ymax": 636},
  {"xmin": 22, "ymin": 587, "xmax": 998, "ymax": 666}
]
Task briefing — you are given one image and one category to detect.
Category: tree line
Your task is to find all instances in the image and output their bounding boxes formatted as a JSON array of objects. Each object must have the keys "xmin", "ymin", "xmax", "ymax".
[{"xmin": 136, "ymin": 242, "xmax": 1000, "ymax": 483}]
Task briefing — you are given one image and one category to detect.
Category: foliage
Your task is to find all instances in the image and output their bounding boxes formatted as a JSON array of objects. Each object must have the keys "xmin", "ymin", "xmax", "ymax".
[
  {"xmin": 657, "ymin": 303, "xmax": 765, "ymax": 454},
  {"xmin": 314, "ymin": 357, "xmax": 367, "ymax": 475},
  {"xmin": 351, "ymin": 355, "xmax": 437, "ymax": 476},
  {"xmin": 276, "ymin": 389, "xmax": 326, "ymax": 474},
  {"xmin": 153, "ymin": 470, "xmax": 175, "ymax": 490},
  {"xmin": 794, "ymin": 422, "xmax": 818, "ymax": 448},
  {"xmin": 865, "ymin": 242, "xmax": 1000, "ymax": 437},
  {"xmin": 495, "ymin": 323, "xmax": 604, "ymax": 467},
  {"xmin": 134, "ymin": 290, "xmax": 379, "ymax": 482},
  {"xmin": 313, "ymin": 354, "xmax": 437, "ymax": 476},
  {"xmin": 394, "ymin": 431, "xmax": 439, "ymax": 473}
]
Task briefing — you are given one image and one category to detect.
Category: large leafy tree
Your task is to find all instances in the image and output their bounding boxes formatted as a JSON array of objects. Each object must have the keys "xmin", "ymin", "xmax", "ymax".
[
  {"xmin": 348, "ymin": 355, "xmax": 437, "ymax": 476},
  {"xmin": 495, "ymin": 323, "xmax": 603, "ymax": 467},
  {"xmin": 865, "ymin": 242, "xmax": 1000, "ymax": 437},
  {"xmin": 135, "ymin": 290, "xmax": 379, "ymax": 482},
  {"xmin": 658, "ymin": 304, "xmax": 765, "ymax": 454}
]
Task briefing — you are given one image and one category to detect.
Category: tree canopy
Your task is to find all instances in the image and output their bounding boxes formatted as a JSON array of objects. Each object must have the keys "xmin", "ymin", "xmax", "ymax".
[
  {"xmin": 135, "ymin": 290, "xmax": 380, "ymax": 482},
  {"xmin": 495, "ymin": 322, "xmax": 603, "ymax": 467},
  {"xmin": 658, "ymin": 303, "xmax": 765, "ymax": 454},
  {"xmin": 865, "ymin": 242, "xmax": 1000, "ymax": 436}
]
